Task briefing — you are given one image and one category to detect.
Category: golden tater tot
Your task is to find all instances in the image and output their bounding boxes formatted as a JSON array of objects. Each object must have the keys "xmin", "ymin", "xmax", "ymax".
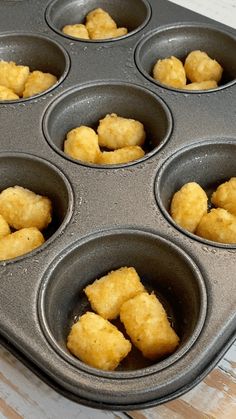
[
  {"xmin": 86, "ymin": 8, "xmax": 128, "ymax": 40},
  {"xmin": 153, "ymin": 56, "xmax": 186, "ymax": 88},
  {"xmin": 196, "ymin": 208, "xmax": 236, "ymax": 244},
  {"xmin": 0, "ymin": 85, "xmax": 19, "ymax": 100},
  {"xmin": 170, "ymin": 182, "xmax": 208, "ymax": 233},
  {"xmin": 86, "ymin": 8, "xmax": 117, "ymax": 33},
  {"xmin": 84, "ymin": 267, "xmax": 145, "ymax": 320},
  {"xmin": 184, "ymin": 50, "xmax": 223, "ymax": 83},
  {"xmin": 64, "ymin": 126, "xmax": 100, "ymax": 164},
  {"xmin": 211, "ymin": 177, "xmax": 236, "ymax": 216},
  {"xmin": 0, "ymin": 227, "xmax": 45, "ymax": 260},
  {"xmin": 120, "ymin": 292, "xmax": 179, "ymax": 360},
  {"xmin": 88, "ymin": 26, "xmax": 127, "ymax": 40},
  {"xmin": 96, "ymin": 145, "xmax": 145, "ymax": 165},
  {"xmin": 170, "ymin": 182, "xmax": 207, "ymax": 233},
  {"xmin": 62, "ymin": 24, "xmax": 89, "ymax": 39},
  {"xmin": 0, "ymin": 214, "xmax": 10, "ymax": 239},
  {"xmin": 0, "ymin": 60, "xmax": 29, "ymax": 96},
  {"xmin": 0, "ymin": 186, "xmax": 52, "ymax": 231},
  {"xmin": 98, "ymin": 113, "xmax": 146, "ymax": 150},
  {"xmin": 67, "ymin": 312, "xmax": 131, "ymax": 370},
  {"xmin": 183, "ymin": 80, "xmax": 217, "ymax": 90},
  {"xmin": 22, "ymin": 71, "xmax": 57, "ymax": 98}
]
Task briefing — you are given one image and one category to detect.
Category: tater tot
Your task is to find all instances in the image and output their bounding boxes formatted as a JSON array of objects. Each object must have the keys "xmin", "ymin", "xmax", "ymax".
[
  {"xmin": 196, "ymin": 208, "xmax": 236, "ymax": 244},
  {"xmin": 84, "ymin": 267, "xmax": 145, "ymax": 320},
  {"xmin": 62, "ymin": 24, "xmax": 89, "ymax": 39},
  {"xmin": 97, "ymin": 113, "xmax": 146, "ymax": 150},
  {"xmin": 183, "ymin": 80, "xmax": 217, "ymax": 90},
  {"xmin": 64, "ymin": 126, "xmax": 100, "ymax": 164},
  {"xmin": 22, "ymin": 71, "xmax": 57, "ymax": 98},
  {"xmin": 170, "ymin": 182, "xmax": 208, "ymax": 233},
  {"xmin": 0, "ymin": 227, "xmax": 45, "ymax": 260},
  {"xmin": 0, "ymin": 85, "xmax": 19, "ymax": 100},
  {"xmin": 120, "ymin": 292, "xmax": 179, "ymax": 360},
  {"xmin": 86, "ymin": 8, "xmax": 117, "ymax": 35},
  {"xmin": 153, "ymin": 56, "xmax": 186, "ymax": 88},
  {"xmin": 0, "ymin": 60, "xmax": 29, "ymax": 96},
  {"xmin": 67, "ymin": 312, "xmax": 131, "ymax": 370},
  {"xmin": 184, "ymin": 50, "xmax": 223, "ymax": 83},
  {"xmin": 96, "ymin": 145, "xmax": 145, "ymax": 165},
  {"xmin": 88, "ymin": 26, "xmax": 127, "ymax": 40},
  {"xmin": 211, "ymin": 177, "xmax": 236, "ymax": 216},
  {"xmin": 0, "ymin": 186, "xmax": 52, "ymax": 231},
  {"xmin": 0, "ymin": 214, "xmax": 10, "ymax": 239}
]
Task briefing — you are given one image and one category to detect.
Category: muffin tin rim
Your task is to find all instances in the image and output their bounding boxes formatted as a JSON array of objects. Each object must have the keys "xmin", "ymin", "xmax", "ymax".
[
  {"xmin": 134, "ymin": 22, "xmax": 236, "ymax": 93},
  {"xmin": 45, "ymin": 0, "xmax": 152, "ymax": 43},
  {"xmin": 155, "ymin": 138, "xmax": 236, "ymax": 249},
  {"xmin": 37, "ymin": 226, "xmax": 208, "ymax": 379},
  {"xmin": 0, "ymin": 30, "xmax": 71, "ymax": 104}
]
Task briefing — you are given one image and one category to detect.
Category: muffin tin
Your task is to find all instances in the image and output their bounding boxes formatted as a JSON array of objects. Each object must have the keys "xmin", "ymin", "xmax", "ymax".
[{"xmin": 0, "ymin": 0, "xmax": 235, "ymax": 411}]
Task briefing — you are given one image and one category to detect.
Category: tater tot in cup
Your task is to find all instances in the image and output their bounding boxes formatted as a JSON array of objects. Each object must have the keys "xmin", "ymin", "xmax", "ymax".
[
  {"xmin": 0, "ymin": 227, "xmax": 45, "ymax": 261},
  {"xmin": 84, "ymin": 266, "xmax": 145, "ymax": 320},
  {"xmin": 97, "ymin": 113, "xmax": 146, "ymax": 150},
  {"xmin": 0, "ymin": 214, "xmax": 10, "ymax": 239},
  {"xmin": 120, "ymin": 292, "xmax": 179, "ymax": 360},
  {"xmin": 0, "ymin": 85, "xmax": 19, "ymax": 100},
  {"xmin": 86, "ymin": 8, "xmax": 117, "ymax": 34},
  {"xmin": 170, "ymin": 182, "xmax": 208, "ymax": 233},
  {"xmin": 67, "ymin": 312, "xmax": 131, "ymax": 370},
  {"xmin": 62, "ymin": 24, "xmax": 89, "ymax": 39},
  {"xmin": 64, "ymin": 126, "xmax": 100, "ymax": 164},
  {"xmin": 196, "ymin": 208, "xmax": 236, "ymax": 244},
  {"xmin": 22, "ymin": 71, "xmax": 57, "ymax": 98},
  {"xmin": 0, "ymin": 185, "xmax": 52, "ymax": 231},
  {"xmin": 96, "ymin": 145, "xmax": 145, "ymax": 165},
  {"xmin": 0, "ymin": 60, "xmax": 30, "ymax": 96},
  {"xmin": 153, "ymin": 56, "xmax": 186, "ymax": 88},
  {"xmin": 211, "ymin": 177, "xmax": 236, "ymax": 216},
  {"xmin": 184, "ymin": 80, "xmax": 217, "ymax": 90},
  {"xmin": 184, "ymin": 50, "xmax": 223, "ymax": 83}
]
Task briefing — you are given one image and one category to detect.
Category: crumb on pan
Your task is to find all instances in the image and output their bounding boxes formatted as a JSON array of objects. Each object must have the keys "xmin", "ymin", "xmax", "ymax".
[
  {"xmin": 170, "ymin": 182, "xmax": 208, "ymax": 233},
  {"xmin": 84, "ymin": 266, "xmax": 145, "ymax": 320},
  {"xmin": 67, "ymin": 312, "xmax": 131, "ymax": 370},
  {"xmin": 120, "ymin": 292, "xmax": 179, "ymax": 360}
]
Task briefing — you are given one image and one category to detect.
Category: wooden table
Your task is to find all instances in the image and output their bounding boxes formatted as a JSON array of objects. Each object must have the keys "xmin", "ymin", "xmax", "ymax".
[{"xmin": 1, "ymin": 1, "xmax": 236, "ymax": 418}]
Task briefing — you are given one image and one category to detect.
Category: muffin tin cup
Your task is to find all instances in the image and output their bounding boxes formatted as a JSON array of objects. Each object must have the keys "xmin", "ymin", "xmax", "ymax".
[
  {"xmin": 0, "ymin": 32, "xmax": 70, "ymax": 102},
  {"xmin": 155, "ymin": 139, "xmax": 236, "ymax": 248},
  {"xmin": 135, "ymin": 23, "xmax": 236, "ymax": 92},
  {"xmin": 42, "ymin": 81, "xmax": 173, "ymax": 168},
  {"xmin": 38, "ymin": 228, "xmax": 207, "ymax": 378},
  {"xmin": 0, "ymin": 152, "xmax": 74, "ymax": 264},
  {"xmin": 45, "ymin": 0, "xmax": 151, "ymax": 42}
]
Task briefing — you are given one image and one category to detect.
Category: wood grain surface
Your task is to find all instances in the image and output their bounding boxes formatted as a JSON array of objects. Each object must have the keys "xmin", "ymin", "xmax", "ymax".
[{"xmin": 0, "ymin": 0, "xmax": 236, "ymax": 418}]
